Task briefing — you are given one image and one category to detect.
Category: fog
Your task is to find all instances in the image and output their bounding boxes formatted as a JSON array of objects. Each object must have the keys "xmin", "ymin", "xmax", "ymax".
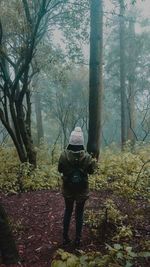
[{"xmin": 0, "ymin": 0, "xmax": 150, "ymax": 149}]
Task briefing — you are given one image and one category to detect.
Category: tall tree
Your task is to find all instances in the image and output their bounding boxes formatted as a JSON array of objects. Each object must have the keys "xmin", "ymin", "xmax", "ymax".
[
  {"xmin": 87, "ymin": 0, "xmax": 103, "ymax": 159},
  {"xmin": 0, "ymin": 0, "xmax": 69, "ymax": 166},
  {"xmin": 0, "ymin": 1, "xmax": 48, "ymax": 166},
  {"xmin": 34, "ymin": 91, "xmax": 44, "ymax": 146},
  {"xmin": 119, "ymin": 0, "xmax": 127, "ymax": 147},
  {"xmin": 127, "ymin": 18, "xmax": 136, "ymax": 144}
]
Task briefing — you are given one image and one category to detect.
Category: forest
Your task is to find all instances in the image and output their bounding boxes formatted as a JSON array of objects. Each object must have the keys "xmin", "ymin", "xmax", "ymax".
[{"xmin": 0, "ymin": 0, "xmax": 150, "ymax": 266}]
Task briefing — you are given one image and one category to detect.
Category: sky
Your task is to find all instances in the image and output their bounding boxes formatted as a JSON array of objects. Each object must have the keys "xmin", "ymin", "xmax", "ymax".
[
  {"xmin": 104, "ymin": 0, "xmax": 150, "ymax": 31},
  {"xmin": 136, "ymin": 0, "xmax": 150, "ymax": 17},
  {"xmin": 53, "ymin": 0, "xmax": 150, "ymax": 60},
  {"xmin": 104, "ymin": 0, "xmax": 150, "ymax": 17}
]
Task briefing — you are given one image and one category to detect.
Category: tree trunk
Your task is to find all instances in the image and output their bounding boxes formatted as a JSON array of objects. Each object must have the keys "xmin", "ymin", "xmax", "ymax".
[
  {"xmin": 127, "ymin": 19, "xmax": 136, "ymax": 145},
  {"xmin": 34, "ymin": 92, "xmax": 44, "ymax": 146},
  {"xmin": 16, "ymin": 103, "xmax": 37, "ymax": 167},
  {"xmin": 119, "ymin": 0, "xmax": 127, "ymax": 148},
  {"xmin": 0, "ymin": 204, "xmax": 19, "ymax": 264},
  {"xmin": 0, "ymin": 52, "xmax": 36, "ymax": 166},
  {"xmin": 0, "ymin": 108, "xmax": 27, "ymax": 163},
  {"xmin": 87, "ymin": 0, "xmax": 103, "ymax": 160}
]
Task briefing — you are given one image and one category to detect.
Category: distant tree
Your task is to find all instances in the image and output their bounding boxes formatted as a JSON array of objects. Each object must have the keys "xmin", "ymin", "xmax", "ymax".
[
  {"xmin": 43, "ymin": 64, "xmax": 88, "ymax": 148},
  {"xmin": 87, "ymin": 0, "xmax": 103, "ymax": 159},
  {"xmin": 126, "ymin": 18, "xmax": 136, "ymax": 144},
  {"xmin": 34, "ymin": 91, "xmax": 44, "ymax": 146},
  {"xmin": 134, "ymin": 31, "xmax": 150, "ymax": 141},
  {"xmin": 31, "ymin": 72, "xmax": 44, "ymax": 147},
  {"xmin": 119, "ymin": 0, "xmax": 128, "ymax": 148},
  {"xmin": 125, "ymin": 11, "xmax": 150, "ymax": 142}
]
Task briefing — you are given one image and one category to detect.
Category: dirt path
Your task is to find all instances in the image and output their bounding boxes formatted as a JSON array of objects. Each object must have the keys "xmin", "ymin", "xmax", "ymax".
[
  {"xmin": 0, "ymin": 190, "xmax": 149, "ymax": 267},
  {"xmin": 0, "ymin": 190, "xmax": 97, "ymax": 267}
]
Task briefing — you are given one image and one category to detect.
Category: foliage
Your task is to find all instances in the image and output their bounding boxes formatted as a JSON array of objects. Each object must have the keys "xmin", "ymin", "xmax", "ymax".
[
  {"xmin": 0, "ymin": 144, "xmax": 61, "ymax": 193},
  {"xmin": 0, "ymin": 0, "xmax": 90, "ymax": 165},
  {"xmin": 84, "ymin": 199, "xmax": 125, "ymax": 238},
  {"xmin": 51, "ymin": 246, "xmax": 150, "ymax": 267},
  {"xmin": 0, "ymin": 146, "xmax": 20, "ymax": 193},
  {"xmin": 0, "ymin": 142, "xmax": 149, "ymax": 195},
  {"xmin": 89, "ymin": 142, "xmax": 150, "ymax": 199},
  {"xmin": 0, "ymin": 0, "xmax": 59, "ymax": 165},
  {"xmin": 51, "ymin": 249, "xmax": 107, "ymax": 267}
]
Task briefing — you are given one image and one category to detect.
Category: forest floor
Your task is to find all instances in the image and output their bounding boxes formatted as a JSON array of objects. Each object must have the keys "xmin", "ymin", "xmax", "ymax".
[{"xmin": 0, "ymin": 189, "xmax": 149, "ymax": 267}]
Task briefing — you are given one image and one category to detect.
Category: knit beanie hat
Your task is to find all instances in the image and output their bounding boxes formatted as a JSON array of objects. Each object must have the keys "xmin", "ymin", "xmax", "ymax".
[{"xmin": 69, "ymin": 127, "xmax": 84, "ymax": 146}]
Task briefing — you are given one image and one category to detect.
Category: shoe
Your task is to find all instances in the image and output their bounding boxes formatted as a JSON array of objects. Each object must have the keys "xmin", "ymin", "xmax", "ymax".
[{"xmin": 63, "ymin": 237, "xmax": 71, "ymax": 246}]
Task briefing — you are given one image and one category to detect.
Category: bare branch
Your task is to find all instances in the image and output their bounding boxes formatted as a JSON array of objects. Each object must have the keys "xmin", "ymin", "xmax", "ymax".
[
  {"xmin": 134, "ymin": 160, "xmax": 150, "ymax": 189},
  {"xmin": 0, "ymin": 50, "xmax": 16, "ymax": 68},
  {"xmin": 22, "ymin": 0, "xmax": 33, "ymax": 27}
]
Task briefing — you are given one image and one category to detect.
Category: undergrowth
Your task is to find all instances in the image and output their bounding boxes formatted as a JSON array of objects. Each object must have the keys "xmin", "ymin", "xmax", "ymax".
[{"xmin": 0, "ymin": 142, "xmax": 149, "ymax": 198}]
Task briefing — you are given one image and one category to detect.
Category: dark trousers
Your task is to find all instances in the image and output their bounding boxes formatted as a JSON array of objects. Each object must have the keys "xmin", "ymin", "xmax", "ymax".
[{"xmin": 63, "ymin": 198, "xmax": 85, "ymax": 240}]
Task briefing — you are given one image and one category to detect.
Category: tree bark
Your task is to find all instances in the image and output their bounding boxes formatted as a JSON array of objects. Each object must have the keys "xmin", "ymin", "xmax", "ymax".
[
  {"xmin": 87, "ymin": 0, "xmax": 103, "ymax": 160},
  {"xmin": 127, "ymin": 19, "xmax": 136, "ymax": 145},
  {"xmin": 16, "ymin": 102, "xmax": 36, "ymax": 167},
  {"xmin": 34, "ymin": 92, "xmax": 44, "ymax": 146},
  {"xmin": 119, "ymin": 0, "xmax": 127, "ymax": 148},
  {"xmin": 0, "ymin": 108, "xmax": 27, "ymax": 162}
]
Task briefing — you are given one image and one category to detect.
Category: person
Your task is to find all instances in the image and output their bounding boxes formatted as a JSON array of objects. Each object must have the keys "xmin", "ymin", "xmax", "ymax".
[{"xmin": 58, "ymin": 127, "xmax": 96, "ymax": 247}]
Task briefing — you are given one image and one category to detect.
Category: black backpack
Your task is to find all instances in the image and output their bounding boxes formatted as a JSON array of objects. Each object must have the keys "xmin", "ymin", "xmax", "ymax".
[{"xmin": 66, "ymin": 160, "xmax": 87, "ymax": 191}]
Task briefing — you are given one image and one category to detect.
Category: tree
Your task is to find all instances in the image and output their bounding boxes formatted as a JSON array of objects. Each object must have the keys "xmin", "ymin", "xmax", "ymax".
[
  {"xmin": 0, "ymin": 0, "xmax": 69, "ymax": 166},
  {"xmin": 119, "ymin": 0, "xmax": 127, "ymax": 148},
  {"xmin": 43, "ymin": 62, "xmax": 89, "ymax": 148},
  {"xmin": 134, "ymin": 30, "xmax": 150, "ymax": 141},
  {"xmin": 34, "ymin": 91, "xmax": 44, "ymax": 146},
  {"xmin": 126, "ymin": 18, "xmax": 136, "ymax": 144},
  {"xmin": 0, "ymin": 1, "xmax": 46, "ymax": 166},
  {"xmin": 31, "ymin": 74, "xmax": 44, "ymax": 146},
  {"xmin": 87, "ymin": 0, "xmax": 103, "ymax": 159}
]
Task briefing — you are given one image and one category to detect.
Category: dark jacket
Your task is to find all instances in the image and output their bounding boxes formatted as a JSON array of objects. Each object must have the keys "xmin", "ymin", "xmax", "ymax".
[{"xmin": 58, "ymin": 149, "xmax": 95, "ymax": 201}]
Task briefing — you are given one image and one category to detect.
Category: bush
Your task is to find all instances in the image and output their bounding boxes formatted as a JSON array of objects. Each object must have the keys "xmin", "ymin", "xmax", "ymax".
[
  {"xmin": 51, "ymin": 246, "xmax": 150, "ymax": 267},
  {"xmin": 0, "ymin": 142, "xmax": 149, "ymax": 195},
  {"xmin": 89, "ymin": 143, "xmax": 150, "ymax": 199},
  {"xmin": 0, "ymin": 144, "xmax": 61, "ymax": 193}
]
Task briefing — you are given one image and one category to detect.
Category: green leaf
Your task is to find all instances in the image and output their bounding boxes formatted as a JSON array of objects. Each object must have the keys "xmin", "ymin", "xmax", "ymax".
[
  {"xmin": 125, "ymin": 261, "xmax": 133, "ymax": 267},
  {"xmin": 117, "ymin": 252, "xmax": 123, "ymax": 259},
  {"xmin": 51, "ymin": 260, "xmax": 67, "ymax": 267},
  {"xmin": 61, "ymin": 252, "xmax": 70, "ymax": 260},
  {"xmin": 80, "ymin": 255, "xmax": 88, "ymax": 264},
  {"xmin": 88, "ymin": 261, "xmax": 96, "ymax": 267},
  {"xmin": 138, "ymin": 251, "xmax": 150, "ymax": 258},
  {"xmin": 114, "ymin": 244, "xmax": 122, "ymax": 250},
  {"xmin": 128, "ymin": 252, "xmax": 137, "ymax": 258},
  {"xmin": 125, "ymin": 247, "xmax": 132, "ymax": 253},
  {"xmin": 66, "ymin": 255, "xmax": 78, "ymax": 266}
]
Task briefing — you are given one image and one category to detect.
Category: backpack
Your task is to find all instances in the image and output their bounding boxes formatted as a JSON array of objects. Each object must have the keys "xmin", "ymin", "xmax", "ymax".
[{"xmin": 66, "ymin": 159, "xmax": 87, "ymax": 191}]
